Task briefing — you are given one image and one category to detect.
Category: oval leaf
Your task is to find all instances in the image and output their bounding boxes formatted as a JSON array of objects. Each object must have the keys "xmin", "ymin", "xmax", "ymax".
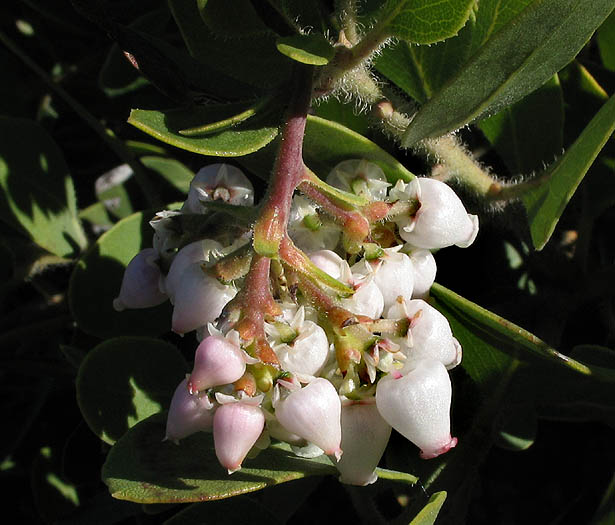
[
  {"xmin": 140, "ymin": 156, "xmax": 194, "ymax": 194},
  {"xmin": 522, "ymin": 94, "xmax": 615, "ymax": 250},
  {"xmin": 0, "ymin": 117, "xmax": 86, "ymax": 257},
  {"xmin": 69, "ymin": 210, "xmax": 172, "ymax": 338},
  {"xmin": 402, "ymin": 0, "xmax": 615, "ymax": 145},
  {"xmin": 77, "ymin": 337, "xmax": 187, "ymax": 445},
  {"xmin": 276, "ymin": 34, "xmax": 335, "ymax": 66},
  {"xmin": 102, "ymin": 413, "xmax": 336, "ymax": 503},
  {"xmin": 128, "ymin": 106, "xmax": 279, "ymax": 157},
  {"xmin": 374, "ymin": 0, "xmax": 474, "ymax": 44}
]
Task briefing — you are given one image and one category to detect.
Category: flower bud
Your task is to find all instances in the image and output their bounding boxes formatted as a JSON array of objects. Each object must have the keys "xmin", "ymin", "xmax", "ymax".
[
  {"xmin": 376, "ymin": 360, "xmax": 457, "ymax": 459},
  {"xmin": 387, "ymin": 298, "xmax": 461, "ymax": 369},
  {"xmin": 336, "ymin": 401, "xmax": 391, "ymax": 485},
  {"xmin": 163, "ymin": 239, "xmax": 224, "ymax": 299},
  {"xmin": 308, "ymin": 250, "xmax": 344, "ymax": 280},
  {"xmin": 171, "ymin": 263, "xmax": 237, "ymax": 335},
  {"xmin": 326, "ymin": 159, "xmax": 390, "ymax": 201},
  {"xmin": 407, "ymin": 248, "xmax": 437, "ymax": 299},
  {"xmin": 182, "ymin": 164, "xmax": 254, "ymax": 213},
  {"xmin": 390, "ymin": 178, "xmax": 479, "ymax": 249},
  {"xmin": 113, "ymin": 248, "xmax": 167, "ymax": 311},
  {"xmin": 165, "ymin": 378, "xmax": 215, "ymax": 444},
  {"xmin": 188, "ymin": 335, "xmax": 246, "ymax": 393},
  {"xmin": 213, "ymin": 402, "xmax": 265, "ymax": 473},
  {"xmin": 275, "ymin": 378, "xmax": 343, "ymax": 460}
]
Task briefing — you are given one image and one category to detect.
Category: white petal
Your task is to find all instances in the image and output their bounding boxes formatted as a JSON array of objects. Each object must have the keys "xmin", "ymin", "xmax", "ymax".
[{"xmin": 113, "ymin": 249, "xmax": 167, "ymax": 311}]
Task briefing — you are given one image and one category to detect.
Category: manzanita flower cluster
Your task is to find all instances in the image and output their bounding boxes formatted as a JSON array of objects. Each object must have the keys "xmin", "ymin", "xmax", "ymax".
[{"xmin": 114, "ymin": 159, "xmax": 478, "ymax": 485}]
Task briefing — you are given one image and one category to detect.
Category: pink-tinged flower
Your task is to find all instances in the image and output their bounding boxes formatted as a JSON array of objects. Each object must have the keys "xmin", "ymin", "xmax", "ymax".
[
  {"xmin": 406, "ymin": 248, "xmax": 437, "ymax": 299},
  {"xmin": 165, "ymin": 378, "xmax": 215, "ymax": 444},
  {"xmin": 171, "ymin": 262, "xmax": 236, "ymax": 335},
  {"xmin": 336, "ymin": 400, "xmax": 392, "ymax": 486},
  {"xmin": 113, "ymin": 248, "xmax": 167, "ymax": 311},
  {"xmin": 187, "ymin": 335, "xmax": 246, "ymax": 393},
  {"xmin": 387, "ymin": 298, "xmax": 461, "ymax": 370},
  {"xmin": 213, "ymin": 402, "xmax": 265, "ymax": 473},
  {"xmin": 390, "ymin": 178, "xmax": 479, "ymax": 249},
  {"xmin": 376, "ymin": 360, "xmax": 457, "ymax": 459},
  {"xmin": 182, "ymin": 164, "xmax": 254, "ymax": 213},
  {"xmin": 308, "ymin": 249, "xmax": 344, "ymax": 280},
  {"xmin": 163, "ymin": 239, "xmax": 224, "ymax": 299},
  {"xmin": 326, "ymin": 159, "xmax": 390, "ymax": 201},
  {"xmin": 275, "ymin": 378, "xmax": 343, "ymax": 460},
  {"xmin": 366, "ymin": 246, "xmax": 414, "ymax": 311}
]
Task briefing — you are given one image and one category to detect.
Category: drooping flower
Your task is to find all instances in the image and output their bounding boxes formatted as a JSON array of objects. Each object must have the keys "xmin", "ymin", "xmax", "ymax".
[
  {"xmin": 165, "ymin": 378, "xmax": 215, "ymax": 444},
  {"xmin": 389, "ymin": 178, "xmax": 479, "ymax": 249},
  {"xmin": 341, "ymin": 260, "xmax": 384, "ymax": 319},
  {"xmin": 275, "ymin": 378, "xmax": 343, "ymax": 460},
  {"xmin": 387, "ymin": 298, "xmax": 461, "ymax": 370},
  {"xmin": 308, "ymin": 249, "xmax": 344, "ymax": 280},
  {"xmin": 187, "ymin": 333, "xmax": 247, "ymax": 393},
  {"xmin": 213, "ymin": 401, "xmax": 265, "ymax": 473},
  {"xmin": 406, "ymin": 248, "xmax": 437, "ymax": 299},
  {"xmin": 182, "ymin": 164, "xmax": 254, "ymax": 213},
  {"xmin": 326, "ymin": 159, "xmax": 390, "ymax": 201},
  {"xmin": 288, "ymin": 196, "xmax": 340, "ymax": 252},
  {"xmin": 376, "ymin": 360, "xmax": 457, "ymax": 459},
  {"xmin": 336, "ymin": 400, "xmax": 392, "ymax": 485},
  {"xmin": 113, "ymin": 248, "xmax": 167, "ymax": 311},
  {"xmin": 171, "ymin": 263, "xmax": 237, "ymax": 335}
]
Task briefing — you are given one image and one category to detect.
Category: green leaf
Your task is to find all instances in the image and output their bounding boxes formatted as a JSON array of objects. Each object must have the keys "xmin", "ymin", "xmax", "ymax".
[
  {"xmin": 374, "ymin": 0, "xmax": 474, "ymax": 44},
  {"xmin": 102, "ymin": 413, "xmax": 336, "ymax": 503},
  {"xmin": 169, "ymin": 0, "xmax": 291, "ymax": 89},
  {"xmin": 409, "ymin": 491, "xmax": 447, "ymax": 525},
  {"xmin": 164, "ymin": 497, "xmax": 282, "ymax": 525},
  {"xmin": 402, "ymin": 0, "xmax": 615, "ymax": 145},
  {"xmin": 479, "ymin": 75, "xmax": 564, "ymax": 174},
  {"xmin": 77, "ymin": 337, "xmax": 187, "ymax": 445},
  {"xmin": 303, "ymin": 115, "xmax": 415, "ymax": 183},
  {"xmin": 522, "ymin": 94, "xmax": 615, "ymax": 250},
  {"xmin": 69, "ymin": 210, "xmax": 172, "ymax": 339},
  {"xmin": 375, "ymin": 0, "xmax": 533, "ymax": 103},
  {"xmin": 0, "ymin": 117, "xmax": 86, "ymax": 257},
  {"xmin": 128, "ymin": 105, "xmax": 279, "ymax": 157},
  {"xmin": 197, "ymin": 0, "xmax": 272, "ymax": 38},
  {"xmin": 79, "ymin": 202, "xmax": 113, "ymax": 233},
  {"xmin": 313, "ymin": 98, "xmax": 370, "ymax": 136},
  {"xmin": 597, "ymin": 10, "xmax": 615, "ymax": 71},
  {"xmin": 276, "ymin": 34, "xmax": 335, "ymax": 66},
  {"xmin": 430, "ymin": 283, "xmax": 615, "ymax": 381},
  {"xmin": 140, "ymin": 156, "xmax": 194, "ymax": 194},
  {"xmin": 95, "ymin": 165, "xmax": 137, "ymax": 220}
]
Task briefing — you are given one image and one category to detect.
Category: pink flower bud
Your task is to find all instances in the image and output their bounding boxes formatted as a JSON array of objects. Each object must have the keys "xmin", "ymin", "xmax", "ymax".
[
  {"xmin": 387, "ymin": 298, "xmax": 461, "ymax": 369},
  {"xmin": 376, "ymin": 360, "xmax": 457, "ymax": 459},
  {"xmin": 182, "ymin": 164, "xmax": 254, "ymax": 213},
  {"xmin": 171, "ymin": 263, "xmax": 236, "ymax": 335},
  {"xmin": 188, "ymin": 335, "xmax": 246, "ymax": 393},
  {"xmin": 336, "ymin": 401, "xmax": 391, "ymax": 485},
  {"xmin": 275, "ymin": 378, "xmax": 343, "ymax": 460},
  {"xmin": 113, "ymin": 248, "xmax": 167, "ymax": 311},
  {"xmin": 213, "ymin": 402, "xmax": 265, "ymax": 473},
  {"xmin": 390, "ymin": 178, "xmax": 479, "ymax": 249},
  {"xmin": 165, "ymin": 378, "xmax": 215, "ymax": 444},
  {"xmin": 163, "ymin": 239, "xmax": 223, "ymax": 299}
]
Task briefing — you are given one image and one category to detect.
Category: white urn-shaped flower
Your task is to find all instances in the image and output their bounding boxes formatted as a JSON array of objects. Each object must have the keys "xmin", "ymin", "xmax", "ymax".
[
  {"xmin": 113, "ymin": 248, "xmax": 167, "ymax": 311},
  {"xmin": 376, "ymin": 360, "xmax": 457, "ymax": 459},
  {"xmin": 336, "ymin": 400, "xmax": 392, "ymax": 485},
  {"xmin": 275, "ymin": 378, "xmax": 343, "ymax": 460},
  {"xmin": 368, "ymin": 246, "xmax": 414, "ymax": 311},
  {"xmin": 390, "ymin": 178, "xmax": 478, "ymax": 249},
  {"xmin": 406, "ymin": 248, "xmax": 437, "ymax": 299},
  {"xmin": 326, "ymin": 159, "xmax": 390, "ymax": 201}
]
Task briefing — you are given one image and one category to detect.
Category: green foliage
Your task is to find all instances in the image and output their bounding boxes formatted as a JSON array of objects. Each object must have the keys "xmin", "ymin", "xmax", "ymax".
[
  {"xmin": 0, "ymin": 118, "xmax": 86, "ymax": 257},
  {"xmin": 409, "ymin": 491, "xmax": 447, "ymax": 525},
  {"xmin": 400, "ymin": 0, "xmax": 615, "ymax": 144},
  {"xmin": 77, "ymin": 337, "xmax": 187, "ymax": 445},
  {"xmin": 276, "ymin": 34, "xmax": 335, "ymax": 66}
]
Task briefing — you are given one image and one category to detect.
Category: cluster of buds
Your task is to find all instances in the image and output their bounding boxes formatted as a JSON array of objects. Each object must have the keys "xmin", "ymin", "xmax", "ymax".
[{"xmin": 114, "ymin": 159, "xmax": 478, "ymax": 485}]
